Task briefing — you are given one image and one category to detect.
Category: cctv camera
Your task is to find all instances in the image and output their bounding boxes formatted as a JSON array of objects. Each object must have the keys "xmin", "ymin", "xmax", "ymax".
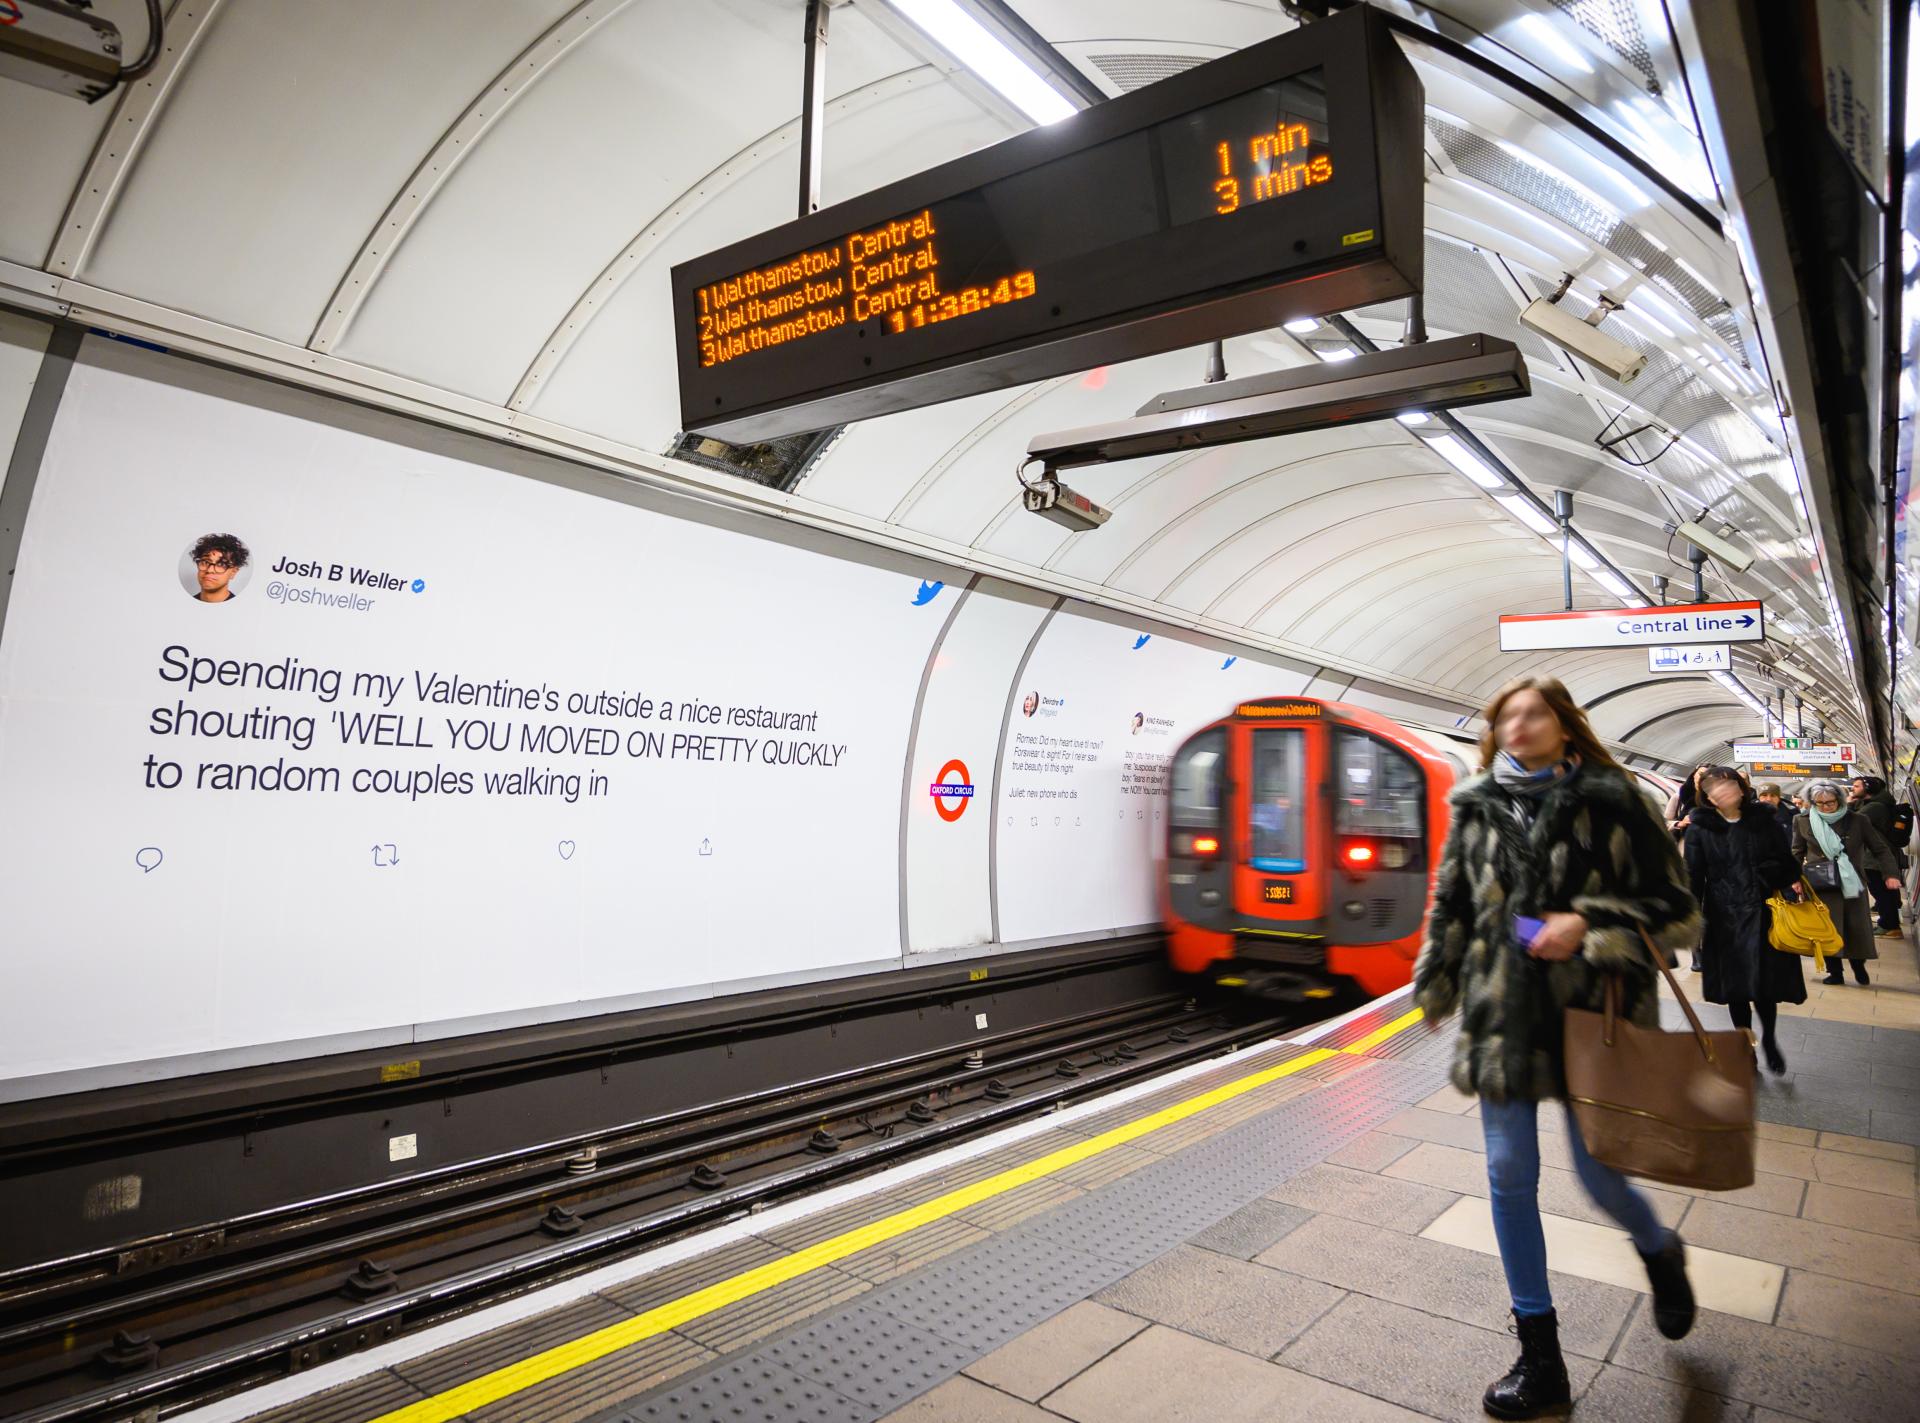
[
  {"xmin": 1519, "ymin": 297, "xmax": 1648, "ymax": 384},
  {"xmin": 1022, "ymin": 475, "xmax": 1112, "ymax": 532},
  {"xmin": 1676, "ymin": 520, "xmax": 1755, "ymax": 574}
]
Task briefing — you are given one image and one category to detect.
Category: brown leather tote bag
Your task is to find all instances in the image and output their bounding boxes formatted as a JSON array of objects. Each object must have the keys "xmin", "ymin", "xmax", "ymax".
[{"xmin": 1562, "ymin": 927, "xmax": 1756, "ymax": 1191}]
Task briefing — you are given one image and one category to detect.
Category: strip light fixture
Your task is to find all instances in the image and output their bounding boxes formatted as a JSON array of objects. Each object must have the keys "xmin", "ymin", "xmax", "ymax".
[{"xmin": 885, "ymin": 0, "xmax": 1077, "ymax": 124}]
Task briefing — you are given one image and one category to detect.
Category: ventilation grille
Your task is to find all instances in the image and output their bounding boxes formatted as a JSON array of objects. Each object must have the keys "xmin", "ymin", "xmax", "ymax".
[
  {"xmin": 1426, "ymin": 117, "xmax": 1741, "ymax": 359},
  {"xmin": 1369, "ymin": 898, "xmax": 1397, "ymax": 931},
  {"xmin": 666, "ymin": 428, "xmax": 843, "ymax": 492},
  {"xmin": 1549, "ymin": 0, "xmax": 1660, "ymax": 92},
  {"xmin": 1087, "ymin": 52, "xmax": 1209, "ymax": 93}
]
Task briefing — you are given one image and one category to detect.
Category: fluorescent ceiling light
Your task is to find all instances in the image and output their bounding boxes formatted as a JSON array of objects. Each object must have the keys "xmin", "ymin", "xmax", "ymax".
[
  {"xmin": 1595, "ymin": 570, "xmax": 1635, "ymax": 600},
  {"xmin": 1283, "ymin": 318, "xmax": 1320, "ymax": 334},
  {"xmin": 1425, "ymin": 432, "xmax": 1504, "ymax": 488},
  {"xmin": 889, "ymin": 0, "xmax": 1076, "ymax": 125},
  {"xmin": 1395, "ymin": 410, "xmax": 1430, "ymax": 425},
  {"xmin": 1517, "ymin": 14, "xmax": 1593, "ymax": 75},
  {"xmin": 1497, "ymin": 493, "xmax": 1558, "ymax": 535},
  {"xmin": 1568, "ymin": 542, "xmax": 1599, "ymax": 570},
  {"xmin": 1319, "ymin": 346, "xmax": 1357, "ymax": 362}
]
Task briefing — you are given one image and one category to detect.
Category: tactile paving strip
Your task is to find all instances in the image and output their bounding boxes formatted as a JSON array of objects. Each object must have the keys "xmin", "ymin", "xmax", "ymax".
[{"xmin": 603, "ymin": 1042, "xmax": 1450, "ymax": 1423}]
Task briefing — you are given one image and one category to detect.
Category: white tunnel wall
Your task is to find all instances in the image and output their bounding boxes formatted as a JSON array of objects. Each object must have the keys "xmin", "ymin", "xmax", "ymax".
[{"xmin": 0, "ymin": 333, "xmax": 1520, "ymax": 1101}]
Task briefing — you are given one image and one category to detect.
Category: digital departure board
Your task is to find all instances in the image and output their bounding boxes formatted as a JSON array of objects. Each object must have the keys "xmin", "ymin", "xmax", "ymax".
[{"xmin": 673, "ymin": 6, "xmax": 1421, "ymax": 442}]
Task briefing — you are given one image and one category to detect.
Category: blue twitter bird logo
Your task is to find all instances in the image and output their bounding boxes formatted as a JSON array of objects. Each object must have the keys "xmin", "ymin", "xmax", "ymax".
[
  {"xmin": 911, "ymin": 580, "xmax": 944, "ymax": 606},
  {"xmin": 1222, "ymin": 656, "xmax": 1237, "ymax": 670},
  {"xmin": 1132, "ymin": 635, "xmax": 1151, "ymax": 650}
]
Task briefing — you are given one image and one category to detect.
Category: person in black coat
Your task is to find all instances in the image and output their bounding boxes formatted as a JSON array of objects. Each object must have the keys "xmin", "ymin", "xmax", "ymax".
[{"xmin": 1684, "ymin": 766, "xmax": 1805, "ymax": 1074}]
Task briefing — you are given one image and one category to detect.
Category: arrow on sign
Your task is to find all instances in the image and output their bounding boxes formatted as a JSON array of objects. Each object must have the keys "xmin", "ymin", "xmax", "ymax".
[{"xmin": 1737, "ymin": 615, "xmax": 1755, "ymax": 628}]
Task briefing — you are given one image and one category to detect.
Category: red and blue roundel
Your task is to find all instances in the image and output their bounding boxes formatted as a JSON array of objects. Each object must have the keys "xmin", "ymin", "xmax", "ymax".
[{"xmin": 929, "ymin": 759, "xmax": 975, "ymax": 821}]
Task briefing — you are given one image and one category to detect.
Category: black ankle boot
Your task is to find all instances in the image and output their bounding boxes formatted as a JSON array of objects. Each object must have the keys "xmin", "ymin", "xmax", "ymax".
[
  {"xmin": 1762, "ymin": 1035, "xmax": 1787, "ymax": 1076},
  {"xmin": 1483, "ymin": 1309, "xmax": 1571, "ymax": 1419},
  {"xmin": 1823, "ymin": 969, "xmax": 1845, "ymax": 985},
  {"xmin": 1639, "ymin": 1234, "xmax": 1696, "ymax": 1339},
  {"xmin": 1853, "ymin": 962, "xmax": 1871, "ymax": 985}
]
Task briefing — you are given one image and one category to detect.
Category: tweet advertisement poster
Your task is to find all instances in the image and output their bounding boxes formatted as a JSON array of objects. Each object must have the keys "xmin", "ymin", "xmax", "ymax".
[
  {"xmin": 0, "ymin": 340, "xmax": 937, "ymax": 1087},
  {"xmin": 995, "ymin": 614, "xmax": 1284, "ymax": 940}
]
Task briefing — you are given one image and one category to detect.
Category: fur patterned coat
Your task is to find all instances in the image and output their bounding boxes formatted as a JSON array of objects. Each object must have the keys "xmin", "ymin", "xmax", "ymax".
[{"xmin": 1413, "ymin": 763, "xmax": 1701, "ymax": 1103}]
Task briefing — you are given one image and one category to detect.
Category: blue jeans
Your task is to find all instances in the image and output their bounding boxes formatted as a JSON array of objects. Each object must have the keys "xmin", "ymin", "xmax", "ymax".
[{"xmin": 1480, "ymin": 1097, "xmax": 1671, "ymax": 1317}]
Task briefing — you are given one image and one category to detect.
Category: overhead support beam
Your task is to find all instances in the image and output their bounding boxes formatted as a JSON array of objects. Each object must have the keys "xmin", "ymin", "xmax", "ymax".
[
  {"xmin": 798, "ymin": 0, "xmax": 830, "ymax": 218},
  {"xmin": 953, "ymin": 0, "xmax": 1107, "ymax": 108}
]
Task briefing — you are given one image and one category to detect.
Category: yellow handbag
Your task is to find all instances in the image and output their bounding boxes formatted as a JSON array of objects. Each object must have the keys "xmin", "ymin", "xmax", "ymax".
[{"xmin": 1768, "ymin": 879, "xmax": 1843, "ymax": 973}]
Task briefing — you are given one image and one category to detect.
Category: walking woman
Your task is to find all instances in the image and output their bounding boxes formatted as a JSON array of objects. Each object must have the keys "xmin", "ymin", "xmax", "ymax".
[
  {"xmin": 1794, "ymin": 780, "xmax": 1900, "ymax": 986},
  {"xmin": 1684, "ymin": 767, "xmax": 1803, "ymax": 1074},
  {"xmin": 1416, "ymin": 675, "xmax": 1700, "ymax": 1420}
]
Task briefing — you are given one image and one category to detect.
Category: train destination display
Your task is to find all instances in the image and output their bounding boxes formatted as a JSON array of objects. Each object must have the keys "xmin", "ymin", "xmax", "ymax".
[{"xmin": 674, "ymin": 5, "xmax": 1420, "ymax": 441}]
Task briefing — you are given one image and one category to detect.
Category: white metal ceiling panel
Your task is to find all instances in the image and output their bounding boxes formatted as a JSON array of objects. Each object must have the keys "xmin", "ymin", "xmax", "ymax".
[
  {"xmin": 526, "ymin": 78, "xmax": 1009, "ymax": 446},
  {"xmin": 82, "ymin": 0, "xmax": 578, "ymax": 343}
]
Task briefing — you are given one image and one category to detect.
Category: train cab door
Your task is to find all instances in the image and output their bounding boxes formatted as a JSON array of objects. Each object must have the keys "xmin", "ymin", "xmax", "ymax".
[
  {"xmin": 1166, "ymin": 727, "xmax": 1233, "ymax": 936},
  {"xmin": 1324, "ymin": 725, "xmax": 1430, "ymax": 953},
  {"xmin": 1236, "ymin": 721, "xmax": 1326, "ymax": 936}
]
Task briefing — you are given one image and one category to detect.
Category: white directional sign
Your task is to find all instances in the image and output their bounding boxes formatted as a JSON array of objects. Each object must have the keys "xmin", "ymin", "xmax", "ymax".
[
  {"xmin": 1498, "ymin": 600, "xmax": 1764, "ymax": 653},
  {"xmin": 1648, "ymin": 644, "xmax": 1732, "ymax": 672},
  {"xmin": 1732, "ymin": 741, "xmax": 1856, "ymax": 765}
]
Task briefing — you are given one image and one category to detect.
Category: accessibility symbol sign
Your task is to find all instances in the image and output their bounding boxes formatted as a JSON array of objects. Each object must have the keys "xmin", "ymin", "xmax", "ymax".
[
  {"xmin": 1648, "ymin": 644, "xmax": 1732, "ymax": 672},
  {"xmin": 929, "ymin": 758, "xmax": 975, "ymax": 822},
  {"xmin": 1499, "ymin": 600, "xmax": 1763, "ymax": 653}
]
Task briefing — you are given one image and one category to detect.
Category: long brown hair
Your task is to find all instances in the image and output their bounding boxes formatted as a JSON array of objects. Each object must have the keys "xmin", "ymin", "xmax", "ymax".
[{"xmin": 1476, "ymin": 674, "xmax": 1623, "ymax": 773}]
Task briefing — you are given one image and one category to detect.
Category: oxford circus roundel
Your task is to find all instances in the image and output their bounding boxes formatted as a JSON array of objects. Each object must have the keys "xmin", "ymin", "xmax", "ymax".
[{"xmin": 929, "ymin": 758, "xmax": 975, "ymax": 822}]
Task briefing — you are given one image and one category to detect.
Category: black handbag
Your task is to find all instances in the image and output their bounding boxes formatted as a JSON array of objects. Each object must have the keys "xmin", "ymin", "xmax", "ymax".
[{"xmin": 1804, "ymin": 857, "xmax": 1841, "ymax": 892}]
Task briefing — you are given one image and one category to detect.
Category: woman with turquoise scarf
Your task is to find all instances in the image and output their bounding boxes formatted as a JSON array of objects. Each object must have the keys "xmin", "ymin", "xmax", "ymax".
[{"xmin": 1793, "ymin": 780, "xmax": 1900, "ymax": 985}]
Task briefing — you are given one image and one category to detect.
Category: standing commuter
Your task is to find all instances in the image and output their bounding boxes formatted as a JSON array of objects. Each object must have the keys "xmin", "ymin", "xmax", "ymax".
[
  {"xmin": 1850, "ymin": 776, "xmax": 1906, "ymax": 938},
  {"xmin": 1415, "ymin": 675, "xmax": 1699, "ymax": 1420},
  {"xmin": 1685, "ymin": 768, "xmax": 1803, "ymax": 1075},
  {"xmin": 1756, "ymin": 783, "xmax": 1798, "ymax": 836},
  {"xmin": 1796, "ymin": 781, "xmax": 1899, "ymax": 985},
  {"xmin": 1665, "ymin": 767, "xmax": 1710, "ymax": 970}
]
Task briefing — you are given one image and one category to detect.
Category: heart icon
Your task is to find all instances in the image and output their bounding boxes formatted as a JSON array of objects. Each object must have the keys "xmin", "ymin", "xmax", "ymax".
[{"xmin": 557, "ymin": 840, "xmax": 575, "ymax": 860}]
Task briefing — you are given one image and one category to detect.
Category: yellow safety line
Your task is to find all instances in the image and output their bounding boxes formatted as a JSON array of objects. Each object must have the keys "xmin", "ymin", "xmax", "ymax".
[
  {"xmin": 1338, "ymin": 1006, "xmax": 1426, "ymax": 1057},
  {"xmin": 364, "ymin": 1005, "xmax": 1425, "ymax": 1423}
]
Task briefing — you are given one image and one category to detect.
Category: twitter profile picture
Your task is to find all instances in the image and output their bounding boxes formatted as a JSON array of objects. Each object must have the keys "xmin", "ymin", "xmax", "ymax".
[
  {"xmin": 179, "ymin": 532, "xmax": 251, "ymax": 603},
  {"xmin": 1022, "ymin": 691, "xmax": 1040, "ymax": 718},
  {"xmin": 1130, "ymin": 711, "xmax": 1144, "ymax": 735}
]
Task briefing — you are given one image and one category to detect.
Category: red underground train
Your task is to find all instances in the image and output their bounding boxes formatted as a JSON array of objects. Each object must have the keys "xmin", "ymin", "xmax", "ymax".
[{"xmin": 1163, "ymin": 695, "xmax": 1459, "ymax": 1002}]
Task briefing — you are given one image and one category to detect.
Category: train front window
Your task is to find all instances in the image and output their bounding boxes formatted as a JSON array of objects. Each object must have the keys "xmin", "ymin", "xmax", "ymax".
[
  {"xmin": 1335, "ymin": 731, "xmax": 1424, "ymax": 842},
  {"xmin": 1250, "ymin": 728, "xmax": 1306, "ymax": 872},
  {"xmin": 1171, "ymin": 729, "xmax": 1226, "ymax": 828}
]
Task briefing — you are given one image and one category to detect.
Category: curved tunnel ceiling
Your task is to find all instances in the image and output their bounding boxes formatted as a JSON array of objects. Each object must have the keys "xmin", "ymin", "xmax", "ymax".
[{"xmin": 0, "ymin": 0, "xmax": 1873, "ymax": 767}]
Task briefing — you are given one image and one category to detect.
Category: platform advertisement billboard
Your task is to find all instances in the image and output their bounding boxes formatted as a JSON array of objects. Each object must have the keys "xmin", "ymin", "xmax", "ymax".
[{"xmin": 0, "ymin": 339, "xmax": 939, "ymax": 1090}]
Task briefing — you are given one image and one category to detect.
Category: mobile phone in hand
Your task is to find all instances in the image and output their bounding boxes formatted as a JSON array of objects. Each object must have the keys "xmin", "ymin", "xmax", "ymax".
[{"xmin": 1512, "ymin": 914, "xmax": 1546, "ymax": 951}]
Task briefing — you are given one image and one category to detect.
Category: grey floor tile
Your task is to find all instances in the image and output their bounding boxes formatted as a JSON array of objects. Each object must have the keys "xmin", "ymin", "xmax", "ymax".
[
  {"xmin": 961, "ymin": 1300, "xmax": 1146, "ymax": 1401},
  {"xmin": 1375, "ymin": 1106, "xmax": 1488, "ymax": 1152},
  {"xmin": 1045, "ymin": 1323, "xmax": 1430, "ymax": 1422},
  {"xmin": 878, "ymin": 1375, "xmax": 1066, "ymax": 1422},
  {"xmin": 622, "ymin": 1353, "xmax": 878, "ymax": 1423},
  {"xmin": 835, "ymin": 1214, "xmax": 995, "ymax": 1284},
  {"xmin": 1867, "ymin": 1107, "xmax": 1920, "ymax": 1146},
  {"xmin": 1186, "ymin": 1198, "xmax": 1313, "ymax": 1260},
  {"xmin": 1574, "ymin": 1362, "xmax": 1749, "ymax": 1422},
  {"xmin": 1264, "ymin": 1161, "xmax": 1460, "ymax": 1233},
  {"xmin": 1381, "ymin": 1140, "xmax": 1691, "ymax": 1229},
  {"xmin": 1774, "ymin": 1268, "xmax": 1920, "ymax": 1358},
  {"xmin": 1254, "ymin": 1211, "xmax": 1633, "ymax": 1360},
  {"xmin": 1093, "ymin": 1243, "xmax": 1344, "ymax": 1357},
  {"xmin": 1611, "ymin": 1299, "xmax": 1920, "ymax": 1422},
  {"xmin": 759, "ymin": 1303, "xmax": 977, "ymax": 1418},
  {"xmin": 1324, "ymin": 1130, "xmax": 1420, "ymax": 1173},
  {"xmin": 1682, "ymin": 1198, "xmax": 1920, "ymax": 1293},
  {"xmin": 1815, "ymin": 1130, "xmax": 1917, "ymax": 1162},
  {"xmin": 1279, "ymin": 1292, "xmax": 1601, "ymax": 1423}
]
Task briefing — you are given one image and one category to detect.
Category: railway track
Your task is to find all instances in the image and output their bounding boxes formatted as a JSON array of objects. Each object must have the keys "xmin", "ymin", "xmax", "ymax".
[{"xmin": 2, "ymin": 967, "xmax": 1322, "ymax": 1422}]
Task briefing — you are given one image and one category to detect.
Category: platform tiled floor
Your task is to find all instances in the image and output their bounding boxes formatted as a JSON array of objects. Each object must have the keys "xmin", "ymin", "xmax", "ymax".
[
  {"xmin": 234, "ymin": 933, "xmax": 1920, "ymax": 1423},
  {"xmin": 881, "ymin": 939, "xmax": 1920, "ymax": 1423}
]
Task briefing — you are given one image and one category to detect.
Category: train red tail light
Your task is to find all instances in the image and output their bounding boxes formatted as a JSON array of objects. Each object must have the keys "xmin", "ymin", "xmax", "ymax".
[{"xmin": 1344, "ymin": 842, "xmax": 1376, "ymax": 866}]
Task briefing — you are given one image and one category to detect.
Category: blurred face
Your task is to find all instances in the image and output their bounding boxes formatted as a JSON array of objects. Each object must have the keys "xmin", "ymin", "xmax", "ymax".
[
  {"xmin": 1705, "ymin": 777, "xmax": 1744, "ymax": 813},
  {"xmin": 1495, "ymin": 688, "xmax": 1569, "ymax": 766},
  {"xmin": 1850, "ymin": 779, "xmax": 1869, "ymax": 802},
  {"xmin": 1758, "ymin": 789, "xmax": 1779, "ymax": 805},
  {"xmin": 1813, "ymin": 789, "xmax": 1843, "ymax": 814}
]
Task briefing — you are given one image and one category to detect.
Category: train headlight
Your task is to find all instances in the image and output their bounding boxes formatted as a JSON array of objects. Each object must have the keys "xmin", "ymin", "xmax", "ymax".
[{"xmin": 1381, "ymin": 844, "xmax": 1410, "ymax": 869}]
